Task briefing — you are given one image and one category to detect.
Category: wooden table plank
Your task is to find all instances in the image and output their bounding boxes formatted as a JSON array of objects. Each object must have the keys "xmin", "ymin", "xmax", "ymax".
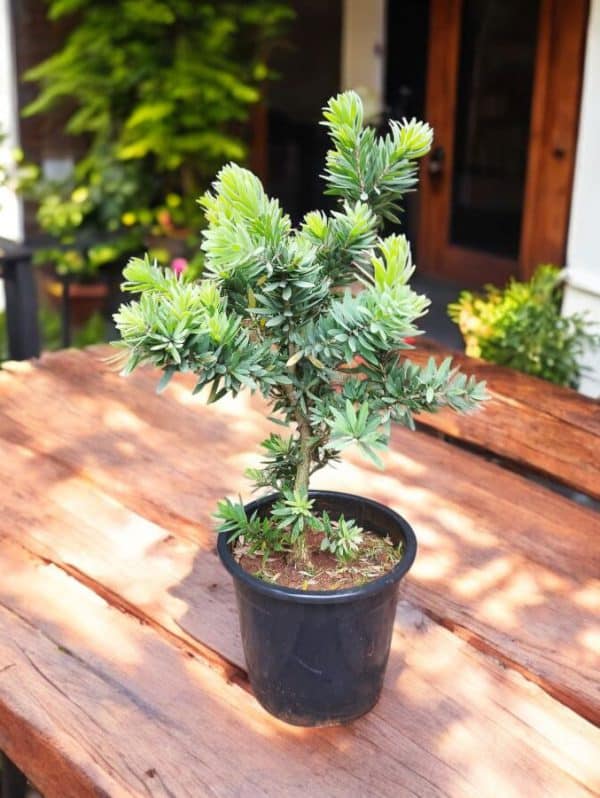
[
  {"xmin": 0, "ymin": 539, "xmax": 598, "ymax": 798},
  {"xmin": 0, "ymin": 540, "xmax": 421, "ymax": 798},
  {"xmin": 411, "ymin": 340, "xmax": 600, "ymax": 499},
  {"xmin": 3, "ymin": 428, "xmax": 599, "ymax": 728},
  {"xmin": 2, "ymin": 347, "xmax": 598, "ymax": 574},
  {"xmin": 0, "ymin": 350, "xmax": 272, "ymax": 542},
  {"xmin": 0, "ymin": 348, "xmax": 598, "ymax": 723},
  {"xmin": 414, "ymin": 339, "xmax": 600, "ymax": 434}
]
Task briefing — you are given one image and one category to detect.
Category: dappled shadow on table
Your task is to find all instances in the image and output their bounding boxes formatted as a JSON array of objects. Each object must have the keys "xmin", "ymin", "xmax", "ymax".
[{"xmin": 0, "ymin": 348, "xmax": 598, "ymax": 793}]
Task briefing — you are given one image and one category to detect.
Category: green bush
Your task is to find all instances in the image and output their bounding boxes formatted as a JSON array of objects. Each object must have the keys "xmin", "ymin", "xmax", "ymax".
[
  {"xmin": 39, "ymin": 307, "xmax": 108, "ymax": 351},
  {"xmin": 0, "ymin": 308, "xmax": 106, "ymax": 362},
  {"xmin": 449, "ymin": 265, "xmax": 600, "ymax": 388},
  {"xmin": 17, "ymin": 0, "xmax": 292, "ymax": 278}
]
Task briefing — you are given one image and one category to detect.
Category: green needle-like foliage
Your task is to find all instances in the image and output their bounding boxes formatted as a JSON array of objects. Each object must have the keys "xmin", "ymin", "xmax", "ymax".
[{"xmin": 115, "ymin": 91, "xmax": 489, "ymax": 566}]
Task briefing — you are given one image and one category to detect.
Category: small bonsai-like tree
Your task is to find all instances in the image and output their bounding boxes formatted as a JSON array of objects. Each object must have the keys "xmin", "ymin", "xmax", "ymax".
[{"xmin": 115, "ymin": 92, "xmax": 487, "ymax": 572}]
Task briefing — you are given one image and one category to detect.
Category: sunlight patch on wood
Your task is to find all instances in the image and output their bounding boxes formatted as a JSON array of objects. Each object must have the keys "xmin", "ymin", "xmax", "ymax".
[
  {"xmin": 431, "ymin": 507, "xmax": 498, "ymax": 547},
  {"xmin": 573, "ymin": 582, "xmax": 600, "ymax": 610},
  {"xmin": 114, "ymin": 439, "xmax": 136, "ymax": 457},
  {"xmin": 411, "ymin": 551, "xmax": 456, "ymax": 581},
  {"xmin": 45, "ymin": 481, "xmax": 167, "ymax": 558},
  {"xmin": 577, "ymin": 627, "xmax": 600, "ymax": 655},
  {"xmin": 102, "ymin": 406, "xmax": 144, "ymax": 432},
  {"xmin": 375, "ymin": 447, "xmax": 429, "ymax": 476},
  {"xmin": 452, "ymin": 556, "xmax": 512, "ymax": 598},
  {"xmin": 180, "ymin": 654, "xmax": 313, "ymax": 742},
  {"xmin": 478, "ymin": 571, "xmax": 546, "ymax": 626},
  {"xmin": 2, "ymin": 557, "xmax": 141, "ymax": 665},
  {"xmin": 506, "ymin": 697, "xmax": 600, "ymax": 786},
  {"xmin": 1, "ymin": 359, "xmax": 34, "ymax": 375}
]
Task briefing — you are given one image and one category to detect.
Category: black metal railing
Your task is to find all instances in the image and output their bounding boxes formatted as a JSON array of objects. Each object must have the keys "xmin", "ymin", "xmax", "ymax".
[
  {"xmin": 0, "ymin": 238, "xmax": 40, "ymax": 360},
  {"xmin": 1, "ymin": 239, "xmax": 128, "ymax": 361}
]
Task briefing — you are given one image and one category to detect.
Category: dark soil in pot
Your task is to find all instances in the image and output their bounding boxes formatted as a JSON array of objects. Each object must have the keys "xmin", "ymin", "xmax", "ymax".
[
  {"xmin": 218, "ymin": 490, "xmax": 417, "ymax": 727},
  {"xmin": 237, "ymin": 526, "xmax": 402, "ymax": 590}
]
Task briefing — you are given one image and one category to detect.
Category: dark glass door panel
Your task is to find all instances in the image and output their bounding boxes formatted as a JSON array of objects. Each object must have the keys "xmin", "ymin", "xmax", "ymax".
[
  {"xmin": 450, "ymin": 0, "xmax": 540, "ymax": 258},
  {"xmin": 266, "ymin": 0, "xmax": 342, "ymax": 223},
  {"xmin": 385, "ymin": 0, "xmax": 430, "ymax": 254}
]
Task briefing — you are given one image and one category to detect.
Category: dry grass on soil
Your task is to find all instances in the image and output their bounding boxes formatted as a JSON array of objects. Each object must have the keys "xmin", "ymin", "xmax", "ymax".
[{"xmin": 237, "ymin": 530, "xmax": 403, "ymax": 591}]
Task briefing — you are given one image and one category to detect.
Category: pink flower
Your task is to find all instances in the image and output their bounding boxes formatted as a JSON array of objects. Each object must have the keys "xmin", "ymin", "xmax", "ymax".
[{"xmin": 171, "ymin": 257, "xmax": 188, "ymax": 278}]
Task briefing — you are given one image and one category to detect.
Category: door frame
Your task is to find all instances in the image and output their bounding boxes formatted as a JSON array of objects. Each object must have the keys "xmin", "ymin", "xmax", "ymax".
[{"xmin": 418, "ymin": 0, "xmax": 589, "ymax": 285}]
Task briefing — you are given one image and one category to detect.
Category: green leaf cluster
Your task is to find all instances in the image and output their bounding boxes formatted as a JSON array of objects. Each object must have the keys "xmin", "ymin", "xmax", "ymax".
[
  {"xmin": 319, "ymin": 514, "xmax": 364, "ymax": 562},
  {"xmin": 17, "ymin": 0, "xmax": 292, "ymax": 277},
  {"xmin": 449, "ymin": 265, "xmax": 600, "ymax": 388},
  {"xmin": 214, "ymin": 495, "xmax": 363, "ymax": 566},
  {"xmin": 214, "ymin": 497, "xmax": 288, "ymax": 562},
  {"xmin": 322, "ymin": 91, "xmax": 433, "ymax": 223},
  {"xmin": 116, "ymin": 91, "xmax": 488, "ymax": 564}
]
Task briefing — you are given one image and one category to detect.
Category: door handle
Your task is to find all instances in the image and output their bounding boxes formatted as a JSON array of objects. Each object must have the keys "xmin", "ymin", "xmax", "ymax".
[{"xmin": 428, "ymin": 146, "xmax": 445, "ymax": 176}]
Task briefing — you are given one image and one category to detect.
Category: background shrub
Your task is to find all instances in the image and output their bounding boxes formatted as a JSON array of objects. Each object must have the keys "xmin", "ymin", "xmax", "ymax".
[{"xmin": 449, "ymin": 265, "xmax": 599, "ymax": 387}]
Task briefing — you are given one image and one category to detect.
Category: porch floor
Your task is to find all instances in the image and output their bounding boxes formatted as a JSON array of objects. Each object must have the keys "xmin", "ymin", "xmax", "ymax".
[{"xmin": 412, "ymin": 273, "xmax": 464, "ymax": 349}]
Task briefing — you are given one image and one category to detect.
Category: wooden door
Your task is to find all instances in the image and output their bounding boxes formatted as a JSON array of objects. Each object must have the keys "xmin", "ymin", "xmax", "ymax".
[{"xmin": 418, "ymin": 0, "xmax": 588, "ymax": 285}]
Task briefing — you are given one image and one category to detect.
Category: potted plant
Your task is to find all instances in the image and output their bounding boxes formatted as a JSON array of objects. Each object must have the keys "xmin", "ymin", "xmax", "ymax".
[
  {"xmin": 114, "ymin": 91, "xmax": 488, "ymax": 726},
  {"xmin": 19, "ymin": 0, "xmax": 293, "ymax": 288},
  {"xmin": 449, "ymin": 265, "xmax": 600, "ymax": 388},
  {"xmin": 37, "ymin": 159, "xmax": 150, "ymax": 323},
  {"xmin": 2, "ymin": 146, "xmax": 145, "ymax": 324}
]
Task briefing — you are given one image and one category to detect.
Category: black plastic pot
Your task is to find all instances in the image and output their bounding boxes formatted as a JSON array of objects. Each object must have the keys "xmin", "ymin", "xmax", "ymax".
[{"xmin": 218, "ymin": 490, "xmax": 417, "ymax": 726}]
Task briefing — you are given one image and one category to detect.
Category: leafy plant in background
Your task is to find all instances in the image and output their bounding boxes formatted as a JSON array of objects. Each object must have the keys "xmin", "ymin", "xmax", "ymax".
[
  {"xmin": 1, "ymin": 128, "xmax": 38, "ymax": 217},
  {"xmin": 0, "ymin": 308, "xmax": 106, "ymax": 363},
  {"xmin": 114, "ymin": 91, "xmax": 488, "ymax": 572},
  {"xmin": 39, "ymin": 307, "xmax": 107, "ymax": 351},
  {"xmin": 12, "ymin": 150, "xmax": 151, "ymax": 280},
  {"xmin": 449, "ymin": 265, "xmax": 600, "ymax": 388},
  {"xmin": 19, "ymin": 0, "xmax": 293, "ymax": 278},
  {"xmin": 0, "ymin": 128, "xmax": 8, "ymax": 209}
]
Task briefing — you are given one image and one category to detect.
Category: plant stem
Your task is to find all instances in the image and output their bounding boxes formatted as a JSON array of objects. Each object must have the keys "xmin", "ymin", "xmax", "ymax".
[
  {"xmin": 284, "ymin": 342, "xmax": 312, "ymax": 495},
  {"xmin": 294, "ymin": 417, "xmax": 312, "ymax": 495},
  {"xmin": 291, "ymin": 413, "xmax": 313, "ymax": 567},
  {"xmin": 285, "ymin": 342, "xmax": 314, "ymax": 567}
]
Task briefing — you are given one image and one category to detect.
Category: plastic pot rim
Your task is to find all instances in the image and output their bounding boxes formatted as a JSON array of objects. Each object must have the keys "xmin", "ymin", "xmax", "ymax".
[{"xmin": 217, "ymin": 490, "xmax": 417, "ymax": 605}]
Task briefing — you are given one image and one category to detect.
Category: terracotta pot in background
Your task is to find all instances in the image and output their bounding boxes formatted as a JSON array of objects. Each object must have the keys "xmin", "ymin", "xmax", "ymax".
[{"xmin": 44, "ymin": 277, "xmax": 109, "ymax": 326}]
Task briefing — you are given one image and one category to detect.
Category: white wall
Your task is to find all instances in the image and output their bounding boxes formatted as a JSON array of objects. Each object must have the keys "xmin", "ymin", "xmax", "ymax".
[
  {"xmin": 341, "ymin": 0, "xmax": 386, "ymax": 119},
  {"xmin": 564, "ymin": 0, "xmax": 600, "ymax": 397},
  {"xmin": 0, "ymin": 0, "xmax": 23, "ymax": 245}
]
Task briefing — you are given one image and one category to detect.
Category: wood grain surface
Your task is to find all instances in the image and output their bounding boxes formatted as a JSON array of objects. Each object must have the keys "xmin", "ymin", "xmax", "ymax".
[
  {"xmin": 410, "ymin": 339, "xmax": 600, "ymax": 499},
  {"xmin": 0, "ymin": 346, "xmax": 598, "ymax": 797}
]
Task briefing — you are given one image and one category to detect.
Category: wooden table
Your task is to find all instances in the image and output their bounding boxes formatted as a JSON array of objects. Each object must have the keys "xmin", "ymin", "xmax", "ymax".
[{"xmin": 0, "ymin": 346, "xmax": 598, "ymax": 797}]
